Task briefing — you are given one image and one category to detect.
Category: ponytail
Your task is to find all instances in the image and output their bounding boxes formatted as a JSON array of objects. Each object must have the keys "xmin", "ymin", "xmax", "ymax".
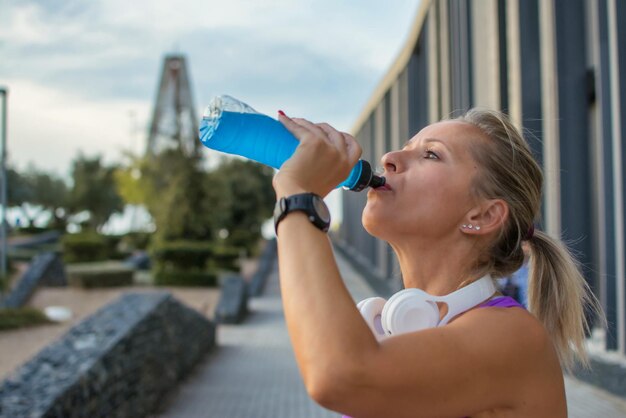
[
  {"xmin": 455, "ymin": 108, "xmax": 606, "ymax": 373},
  {"xmin": 527, "ymin": 230, "xmax": 605, "ymax": 372}
]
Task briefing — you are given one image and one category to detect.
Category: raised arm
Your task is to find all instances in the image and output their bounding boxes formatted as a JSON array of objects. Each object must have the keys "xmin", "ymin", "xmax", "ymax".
[
  {"xmin": 273, "ymin": 113, "xmax": 560, "ymax": 418},
  {"xmin": 273, "ymin": 114, "xmax": 380, "ymax": 397}
]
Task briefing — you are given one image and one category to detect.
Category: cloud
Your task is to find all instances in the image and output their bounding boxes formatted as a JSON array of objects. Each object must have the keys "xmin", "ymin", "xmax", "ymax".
[
  {"xmin": 3, "ymin": 78, "xmax": 150, "ymax": 178},
  {"xmin": 0, "ymin": 0, "xmax": 420, "ymax": 175}
]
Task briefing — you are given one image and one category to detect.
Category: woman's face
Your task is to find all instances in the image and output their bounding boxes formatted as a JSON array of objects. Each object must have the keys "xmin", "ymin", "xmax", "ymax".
[{"xmin": 362, "ymin": 120, "xmax": 486, "ymax": 242}]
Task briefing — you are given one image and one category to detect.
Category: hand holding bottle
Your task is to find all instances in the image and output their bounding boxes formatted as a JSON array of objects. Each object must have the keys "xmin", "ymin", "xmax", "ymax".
[
  {"xmin": 273, "ymin": 112, "xmax": 362, "ymax": 199},
  {"xmin": 198, "ymin": 95, "xmax": 385, "ymax": 192}
]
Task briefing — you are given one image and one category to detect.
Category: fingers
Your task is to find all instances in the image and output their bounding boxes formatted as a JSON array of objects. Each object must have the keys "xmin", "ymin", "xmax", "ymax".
[
  {"xmin": 277, "ymin": 111, "xmax": 309, "ymax": 140},
  {"xmin": 278, "ymin": 112, "xmax": 336, "ymax": 147},
  {"xmin": 278, "ymin": 111, "xmax": 361, "ymax": 162},
  {"xmin": 319, "ymin": 124, "xmax": 362, "ymax": 163},
  {"xmin": 342, "ymin": 132, "xmax": 362, "ymax": 163},
  {"xmin": 317, "ymin": 123, "xmax": 347, "ymax": 153}
]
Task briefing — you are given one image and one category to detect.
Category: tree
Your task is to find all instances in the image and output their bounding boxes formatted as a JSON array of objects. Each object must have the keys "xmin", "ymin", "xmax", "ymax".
[
  {"xmin": 113, "ymin": 151, "xmax": 150, "ymax": 206},
  {"xmin": 28, "ymin": 169, "xmax": 69, "ymax": 230},
  {"xmin": 7, "ymin": 166, "xmax": 69, "ymax": 229},
  {"xmin": 7, "ymin": 167, "xmax": 34, "ymax": 225},
  {"xmin": 68, "ymin": 154, "xmax": 124, "ymax": 231},
  {"xmin": 212, "ymin": 159, "xmax": 275, "ymax": 254},
  {"xmin": 141, "ymin": 148, "xmax": 229, "ymax": 243}
]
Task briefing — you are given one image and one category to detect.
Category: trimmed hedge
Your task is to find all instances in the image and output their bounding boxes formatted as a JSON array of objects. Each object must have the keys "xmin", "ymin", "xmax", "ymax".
[
  {"xmin": 212, "ymin": 246, "xmax": 240, "ymax": 271},
  {"xmin": 120, "ymin": 232, "xmax": 152, "ymax": 252},
  {"xmin": 0, "ymin": 307, "xmax": 51, "ymax": 330},
  {"xmin": 62, "ymin": 233, "xmax": 108, "ymax": 263},
  {"xmin": 67, "ymin": 263, "xmax": 134, "ymax": 288},
  {"xmin": 153, "ymin": 270, "xmax": 217, "ymax": 287},
  {"xmin": 102, "ymin": 234, "xmax": 126, "ymax": 260},
  {"xmin": 152, "ymin": 240, "xmax": 213, "ymax": 271}
]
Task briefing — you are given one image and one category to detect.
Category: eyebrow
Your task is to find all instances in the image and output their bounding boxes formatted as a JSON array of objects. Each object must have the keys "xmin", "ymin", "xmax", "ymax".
[{"xmin": 403, "ymin": 137, "xmax": 450, "ymax": 150}]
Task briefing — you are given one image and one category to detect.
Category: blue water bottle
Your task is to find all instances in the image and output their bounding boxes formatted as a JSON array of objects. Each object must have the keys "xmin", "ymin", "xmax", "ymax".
[{"xmin": 198, "ymin": 95, "xmax": 385, "ymax": 191}]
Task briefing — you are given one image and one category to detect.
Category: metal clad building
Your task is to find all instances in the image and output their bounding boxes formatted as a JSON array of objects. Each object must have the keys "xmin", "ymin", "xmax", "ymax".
[{"xmin": 339, "ymin": 0, "xmax": 626, "ymax": 358}]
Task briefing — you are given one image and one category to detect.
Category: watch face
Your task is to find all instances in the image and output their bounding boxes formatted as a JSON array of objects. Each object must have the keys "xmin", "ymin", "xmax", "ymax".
[{"xmin": 312, "ymin": 195, "xmax": 331, "ymax": 223}]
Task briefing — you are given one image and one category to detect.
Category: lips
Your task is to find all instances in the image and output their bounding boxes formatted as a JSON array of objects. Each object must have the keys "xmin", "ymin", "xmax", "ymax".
[{"xmin": 375, "ymin": 182, "xmax": 392, "ymax": 191}]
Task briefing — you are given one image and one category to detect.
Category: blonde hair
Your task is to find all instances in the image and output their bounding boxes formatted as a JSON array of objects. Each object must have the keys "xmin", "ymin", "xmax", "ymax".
[{"xmin": 454, "ymin": 108, "xmax": 605, "ymax": 372}]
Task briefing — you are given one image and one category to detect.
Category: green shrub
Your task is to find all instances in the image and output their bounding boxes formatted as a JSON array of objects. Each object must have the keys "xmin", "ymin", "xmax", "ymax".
[
  {"xmin": 9, "ymin": 243, "xmax": 61, "ymax": 262},
  {"xmin": 212, "ymin": 246, "xmax": 240, "ymax": 271},
  {"xmin": 0, "ymin": 308, "xmax": 52, "ymax": 331},
  {"xmin": 226, "ymin": 229, "xmax": 261, "ymax": 257},
  {"xmin": 153, "ymin": 270, "xmax": 217, "ymax": 287},
  {"xmin": 67, "ymin": 262, "xmax": 134, "ymax": 288},
  {"xmin": 62, "ymin": 233, "xmax": 108, "ymax": 263},
  {"xmin": 152, "ymin": 240, "xmax": 213, "ymax": 271},
  {"xmin": 121, "ymin": 232, "xmax": 152, "ymax": 251},
  {"xmin": 14, "ymin": 226, "xmax": 50, "ymax": 235},
  {"xmin": 102, "ymin": 234, "xmax": 125, "ymax": 260}
]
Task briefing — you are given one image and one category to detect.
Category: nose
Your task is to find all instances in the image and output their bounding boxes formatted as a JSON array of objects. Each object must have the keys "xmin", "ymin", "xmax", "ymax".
[{"xmin": 381, "ymin": 151, "xmax": 399, "ymax": 173}]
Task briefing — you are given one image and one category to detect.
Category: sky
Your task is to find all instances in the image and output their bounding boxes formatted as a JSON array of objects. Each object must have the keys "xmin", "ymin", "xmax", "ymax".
[{"xmin": 0, "ymin": 0, "xmax": 421, "ymax": 229}]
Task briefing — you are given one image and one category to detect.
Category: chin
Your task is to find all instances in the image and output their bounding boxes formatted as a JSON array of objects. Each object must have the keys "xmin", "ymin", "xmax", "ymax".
[{"xmin": 362, "ymin": 204, "xmax": 385, "ymax": 238}]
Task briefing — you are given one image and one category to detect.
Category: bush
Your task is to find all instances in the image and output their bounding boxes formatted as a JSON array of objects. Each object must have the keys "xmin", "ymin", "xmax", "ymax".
[
  {"xmin": 67, "ymin": 262, "xmax": 134, "ymax": 288},
  {"xmin": 226, "ymin": 229, "xmax": 262, "ymax": 257},
  {"xmin": 9, "ymin": 243, "xmax": 61, "ymax": 262},
  {"xmin": 14, "ymin": 226, "xmax": 50, "ymax": 235},
  {"xmin": 121, "ymin": 232, "xmax": 152, "ymax": 252},
  {"xmin": 153, "ymin": 270, "xmax": 217, "ymax": 287},
  {"xmin": 62, "ymin": 233, "xmax": 108, "ymax": 263},
  {"xmin": 102, "ymin": 234, "xmax": 126, "ymax": 260},
  {"xmin": 152, "ymin": 240, "xmax": 213, "ymax": 271},
  {"xmin": 0, "ymin": 308, "xmax": 52, "ymax": 331},
  {"xmin": 212, "ymin": 246, "xmax": 240, "ymax": 272}
]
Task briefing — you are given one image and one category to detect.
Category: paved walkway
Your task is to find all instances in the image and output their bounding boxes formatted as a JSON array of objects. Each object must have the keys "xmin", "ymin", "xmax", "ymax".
[{"xmin": 159, "ymin": 248, "xmax": 626, "ymax": 418}]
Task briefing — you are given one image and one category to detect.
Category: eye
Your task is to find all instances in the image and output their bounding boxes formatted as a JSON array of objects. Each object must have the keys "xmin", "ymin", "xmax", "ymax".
[{"xmin": 424, "ymin": 149, "xmax": 440, "ymax": 160}]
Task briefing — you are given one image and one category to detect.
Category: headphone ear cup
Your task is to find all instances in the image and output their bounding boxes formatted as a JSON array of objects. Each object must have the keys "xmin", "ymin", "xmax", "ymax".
[
  {"xmin": 382, "ymin": 289, "xmax": 440, "ymax": 336},
  {"xmin": 357, "ymin": 297, "xmax": 387, "ymax": 341}
]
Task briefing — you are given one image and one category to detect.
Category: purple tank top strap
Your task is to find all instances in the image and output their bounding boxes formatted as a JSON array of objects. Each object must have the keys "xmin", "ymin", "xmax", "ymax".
[{"xmin": 479, "ymin": 296, "xmax": 525, "ymax": 309}]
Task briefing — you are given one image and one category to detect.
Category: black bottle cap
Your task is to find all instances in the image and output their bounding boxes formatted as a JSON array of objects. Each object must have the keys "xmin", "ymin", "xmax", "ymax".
[{"xmin": 347, "ymin": 160, "xmax": 386, "ymax": 192}]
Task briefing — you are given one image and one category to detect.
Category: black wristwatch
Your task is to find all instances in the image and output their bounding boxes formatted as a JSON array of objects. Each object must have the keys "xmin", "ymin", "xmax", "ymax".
[{"xmin": 274, "ymin": 193, "xmax": 331, "ymax": 234}]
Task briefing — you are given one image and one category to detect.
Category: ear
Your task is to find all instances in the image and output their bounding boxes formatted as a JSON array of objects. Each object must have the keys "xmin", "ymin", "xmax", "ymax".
[{"xmin": 461, "ymin": 199, "xmax": 509, "ymax": 236}]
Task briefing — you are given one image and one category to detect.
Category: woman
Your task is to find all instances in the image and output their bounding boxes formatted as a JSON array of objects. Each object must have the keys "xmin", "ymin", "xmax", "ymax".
[{"xmin": 273, "ymin": 108, "xmax": 603, "ymax": 418}]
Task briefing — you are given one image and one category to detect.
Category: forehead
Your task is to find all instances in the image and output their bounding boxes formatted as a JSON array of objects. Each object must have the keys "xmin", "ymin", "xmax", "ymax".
[{"xmin": 410, "ymin": 120, "xmax": 487, "ymax": 150}]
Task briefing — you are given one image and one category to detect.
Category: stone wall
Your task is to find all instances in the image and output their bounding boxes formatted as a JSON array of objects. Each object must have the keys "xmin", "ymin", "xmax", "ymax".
[
  {"xmin": 0, "ymin": 292, "xmax": 215, "ymax": 418},
  {"xmin": 0, "ymin": 252, "xmax": 67, "ymax": 309}
]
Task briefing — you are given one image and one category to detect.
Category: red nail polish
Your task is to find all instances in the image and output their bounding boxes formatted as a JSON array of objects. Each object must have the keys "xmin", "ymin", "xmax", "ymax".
[{"xmin": 278, "ymin": 110, "xmax": 286, "ymax": 117}]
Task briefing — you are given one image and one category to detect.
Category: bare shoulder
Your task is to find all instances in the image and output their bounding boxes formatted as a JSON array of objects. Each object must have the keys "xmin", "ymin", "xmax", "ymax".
[
  {"xmin": 453, "ymin": 304, "xmax": 552, "ymax": 353},
  {"xmin": 451, "ymin": 304, "xmax": 566, "ymax": 414},
  {"xmin": 332, "ymin": 303, "xmax": 566, "ymax": 417}
]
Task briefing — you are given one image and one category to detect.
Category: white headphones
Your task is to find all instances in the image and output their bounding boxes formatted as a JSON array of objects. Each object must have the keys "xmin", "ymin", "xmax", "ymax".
[{"xmin": 357, "ymin": 275, "xmax": 495, "ymax": 341}]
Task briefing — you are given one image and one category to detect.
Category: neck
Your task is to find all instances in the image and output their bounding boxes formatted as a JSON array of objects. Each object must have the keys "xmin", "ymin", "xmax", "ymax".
[{"xmin": 390, "ymin": 233, "xmax": 483, "ymax": 296}]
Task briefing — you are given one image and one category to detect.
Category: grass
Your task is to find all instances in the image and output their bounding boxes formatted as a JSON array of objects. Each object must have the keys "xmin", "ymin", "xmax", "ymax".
[{"xmin": 0, "ymin": 307, "xmax": 52, "ymax": 331}]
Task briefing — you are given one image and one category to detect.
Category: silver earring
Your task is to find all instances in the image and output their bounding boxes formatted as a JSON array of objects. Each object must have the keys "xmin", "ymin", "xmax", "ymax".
[
  {"xmin": 475, "ymin": 226, "xmax": 481, "ymax": 231},
  {"xmin": 467, "ymin": 224, "xmax": 474, "ymax": 229}
]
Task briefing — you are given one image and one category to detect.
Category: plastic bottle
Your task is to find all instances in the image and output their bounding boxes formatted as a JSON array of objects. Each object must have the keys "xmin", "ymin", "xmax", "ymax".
[{"xmin": 198, "ymin": 95, "xmax": 385, "ymax": 191}]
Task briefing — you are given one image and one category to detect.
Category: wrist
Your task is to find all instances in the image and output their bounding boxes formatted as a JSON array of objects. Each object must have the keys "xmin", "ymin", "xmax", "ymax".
[
  {"xmin": 274, "ymin": 185, "xmax": 310, "ymax": 200},
  {"xmin": 273, "ymin": 193, "xmax": 331, "ymax": 234}
]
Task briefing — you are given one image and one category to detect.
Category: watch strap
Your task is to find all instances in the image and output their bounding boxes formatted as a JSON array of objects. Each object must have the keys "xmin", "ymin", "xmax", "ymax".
[{"xmin": 274, "ymin": 193, "xmax": 330, "ymax": 234}]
